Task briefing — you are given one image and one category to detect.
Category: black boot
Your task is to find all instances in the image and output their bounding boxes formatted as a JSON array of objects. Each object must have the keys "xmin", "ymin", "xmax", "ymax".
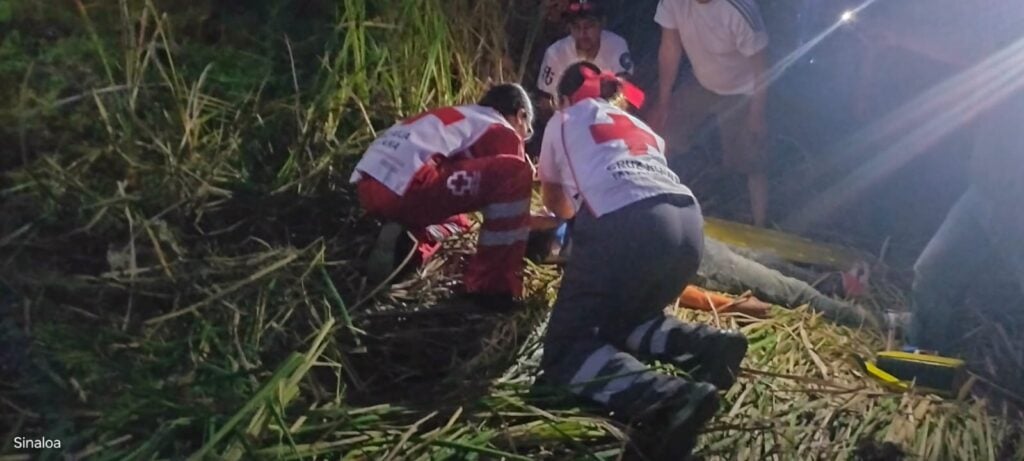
[
  {"xmin": 669, "ymin": 329, "xmax": 748, "ymax": 390},
  {"xmin": 654, "ymin": 381, "xmax": 721, "ymax": 460},
  {"xmin": 626, "ymin": 317, "xmax": 749, "ymax": 390},
  {"xmin": 625, "ymin": 381, "xmax": 719, "ymax": 461}
]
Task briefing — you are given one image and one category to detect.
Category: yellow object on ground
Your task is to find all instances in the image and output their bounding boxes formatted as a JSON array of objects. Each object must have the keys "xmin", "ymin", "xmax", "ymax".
[
  {"xmin": 864, "ymin": 351, "xmax": 966, "ymax": 396},
  {"xmin": 863, "ymin": 361, "xmax": 910, "ymax": 392},
  {"xmin": 704, "ymin": 217, "xmax": 870, "ymax": 270}
]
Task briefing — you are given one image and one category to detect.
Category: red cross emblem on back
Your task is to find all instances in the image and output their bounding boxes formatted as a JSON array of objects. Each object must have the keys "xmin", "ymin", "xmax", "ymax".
[
  {"xmin": 402, "ymin": 107, "xmax": 466, "ymax": 126},
  {"xmin": 589, "ymin": 113, "xmax": 658, "ymax": 156}
]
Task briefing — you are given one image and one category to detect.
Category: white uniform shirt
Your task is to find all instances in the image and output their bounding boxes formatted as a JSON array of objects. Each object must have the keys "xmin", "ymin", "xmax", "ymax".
[
  {"xmin": 537, "ymin": 31, "xmax": 633, "ymax": 96},
  {"xmin": 350, "ymin": 105, "xmax": 518, "ymax": 195},
  {"xmin": 655, "ymin": 0, "xmax": 769, "ymax": 95},
  {"xmin": 538, "ymin": 98, "xmax": 694, "ymax": 217}
]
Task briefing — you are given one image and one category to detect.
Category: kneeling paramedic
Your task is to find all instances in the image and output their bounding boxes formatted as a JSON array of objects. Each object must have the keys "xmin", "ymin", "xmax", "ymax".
[
  {"xmin": 536, "ymin": 62, "xmax": 747, "ymax": 459},
  {"xmin": 350, "ymin": 84, "xmax": 535, "ymax": 311}
]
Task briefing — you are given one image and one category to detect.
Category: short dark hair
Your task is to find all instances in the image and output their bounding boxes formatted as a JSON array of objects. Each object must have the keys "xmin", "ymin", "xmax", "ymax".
[
  {"xmin": 478, "ymin": 83, "xmax": 534, "ymax": 126},
  {"xmin": 556, "ymin": 61, "xmax": 623, "ymax": 102}
]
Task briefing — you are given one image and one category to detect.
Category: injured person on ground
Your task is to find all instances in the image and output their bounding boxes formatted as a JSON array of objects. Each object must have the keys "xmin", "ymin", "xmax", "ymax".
[{"xmin": 528, "ymin": 223, "xmax": 880, "ymax": 329}]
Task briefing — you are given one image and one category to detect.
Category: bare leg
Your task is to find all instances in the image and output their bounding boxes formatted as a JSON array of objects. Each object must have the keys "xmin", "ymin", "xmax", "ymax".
[{"xmin": 747, "ymin": 172, "xmax": 769, "ymax": 227}]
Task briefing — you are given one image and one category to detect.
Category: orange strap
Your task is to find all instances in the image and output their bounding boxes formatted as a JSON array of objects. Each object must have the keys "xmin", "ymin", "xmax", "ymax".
[{"xmin": 678, "ymin": 286, "xmax": 770, "ymax": 318}]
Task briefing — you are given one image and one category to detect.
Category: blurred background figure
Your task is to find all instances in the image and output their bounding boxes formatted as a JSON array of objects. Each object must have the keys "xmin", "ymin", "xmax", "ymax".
[
  {"xmin": 855, "ymin": 0, "xmax": 1024, "ymax": 354},
  {"xmin": 528, "ymin": 0, "xmax": 634, "ymax": 158},
  {"xmin": 535, "ymin": 0, "xmax": 633, "ymax": 111},
  {"xmin": 649, "ymin": 0, "xmax": 771, "ymax": 227}
]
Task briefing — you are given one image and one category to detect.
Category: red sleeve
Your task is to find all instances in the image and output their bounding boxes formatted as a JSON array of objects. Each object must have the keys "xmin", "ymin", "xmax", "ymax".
[{"xmin": 469, "ymin": 124, "xmax": 524, "ymax": 159}]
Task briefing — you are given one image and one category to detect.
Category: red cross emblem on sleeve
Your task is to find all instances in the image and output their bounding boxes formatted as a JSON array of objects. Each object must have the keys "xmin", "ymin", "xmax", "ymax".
[
  {"xmin": 446, "ymin": 170, "xmax": 480, "ymax": 196},
  {"xmin": 589, "ymin": 114, "xmax": 658, "ymax": 156}
]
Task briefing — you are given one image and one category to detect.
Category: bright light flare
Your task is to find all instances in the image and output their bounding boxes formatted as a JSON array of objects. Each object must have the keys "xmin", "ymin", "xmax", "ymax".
[
  {"xmin": 754, "ymin": 0, "xmax": 879, "ymax": 95},
  {"xmin": 784, "ymin": 32, "xmax": 1024, "ymax": 231}
]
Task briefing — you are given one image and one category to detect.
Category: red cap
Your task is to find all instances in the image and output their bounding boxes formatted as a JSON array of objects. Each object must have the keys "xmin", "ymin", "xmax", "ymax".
[
  {"xmin": 565, "ymin": 0, "xmax": 604, "ymax": 20},
  {"xmin": 570, "ymin": 66, "xmax": 646, "ymax": 109}
]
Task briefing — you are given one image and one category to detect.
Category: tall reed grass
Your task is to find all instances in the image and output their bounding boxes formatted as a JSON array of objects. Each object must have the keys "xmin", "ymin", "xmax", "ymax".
[{"xmin": 1, "ymin": 0, "xmax": 515, "ymax": 458}]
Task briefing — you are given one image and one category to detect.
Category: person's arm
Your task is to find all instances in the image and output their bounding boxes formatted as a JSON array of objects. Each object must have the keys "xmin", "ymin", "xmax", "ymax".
[
  {"xmin": 541, "ymin": 183, "xmax": 576, "ymax": 219},
  {"xmin": 615, "ymin": 34, "xmax": 634, "ymax": 76},
  {"xmin": 650, "ymin": 27, "xmax": 683, "ymax": 133},
  {"xmin": 536, "ymin": 115, "xmax": 577, "ymax": 220},
  {"xmin": 535, "ymin": 47, "xmax": 560, "ymax": 118},
  {"xmin": 537, "ymin": 47, "xmax": 558, "ymax": 99}
]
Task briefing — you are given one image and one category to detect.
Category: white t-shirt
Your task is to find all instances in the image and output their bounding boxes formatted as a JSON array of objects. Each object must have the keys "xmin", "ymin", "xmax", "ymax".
[
  {"xmin": 537, "ymin": 31, "xmax": 633, "ymax": 96},
  {"xmin": 350, "ymin": 105, "xmax": 520, "ymax": 195},
  {"xmin": 655, "ymin": 0, "xmax": 769, "ymax": 95},
  {"xmin": 538, "ymin": 98, "xmax": 694, "ymax": 217}
]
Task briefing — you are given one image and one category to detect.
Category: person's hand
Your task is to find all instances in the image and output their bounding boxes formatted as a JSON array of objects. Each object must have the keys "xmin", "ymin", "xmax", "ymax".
[
  {"xmin": 524, "ymin": 154, "xmax": 539, "ymax": 182},
  {"xmin": 730, "ymin": 296, "xmax": 771, "ymax": 318},
  {"xmin": 646, "ymin": 99, "xmax": 671, "ymax": 134},
  {"xmin": 529, "ymin": 212, "xmax": 562, "ymax": 231}
]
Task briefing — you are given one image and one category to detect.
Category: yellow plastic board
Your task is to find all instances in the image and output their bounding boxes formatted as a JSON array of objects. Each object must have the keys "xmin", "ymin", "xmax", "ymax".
[{"xmin": 704, "ymin": 217, "xmax": 870, "ymax": 270}]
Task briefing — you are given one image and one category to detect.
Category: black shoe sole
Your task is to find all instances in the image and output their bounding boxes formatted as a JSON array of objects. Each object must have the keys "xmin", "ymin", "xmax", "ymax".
[
  {"xmin": 689, "ymin": 332, "xmax": 748, "ymax": 390},
  {"xmin": 656, "ymin": 383, "xmax": 721, "ymax": 460}
]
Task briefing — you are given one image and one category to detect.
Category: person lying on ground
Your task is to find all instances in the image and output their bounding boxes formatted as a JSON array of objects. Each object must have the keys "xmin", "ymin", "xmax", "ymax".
[
  {"xmin": 536, "ymin": 61, "xmax": 746, "ymax": 459},
  {"xmin": 697, "ymin": 238, "xmax": 878, "ymax": 328},
  {"xmin": 528, "ymin": 225, "xmax": 879, "ymax": 328},
  {"xmin": 350, "ymin": 84, "xmax": 537, "ymax": 312}
]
